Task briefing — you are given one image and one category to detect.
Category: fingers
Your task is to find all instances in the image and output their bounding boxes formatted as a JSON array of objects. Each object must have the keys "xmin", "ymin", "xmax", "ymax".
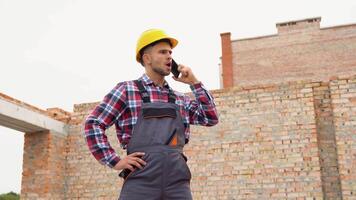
[
  {"xmin": 178, "ymin": 65, "xmax": 189, "ymax": 76},
  {"xmin": 172, "ymin": 72, "xmax": 188, "ymax": 82},
  {"xmin": 125, "ymin": 152, "xmax": 147, "ymax": 170},
  {"xmin": 178, "ymin": 64, "xmax": 186, "ymax": 73},
  {"xmin": 127, "ymin": 158, "xmax": 143, "ymax": 169},
  {"xmin": 130, "ymin": 152, "xmax": 145, "ymax": 157},
  {"xmin": 131, "ymin": 156, "xmax": 147, "ymax": 168},
  {"xmin": 125, "ymin": 163, "xmax": 135, "ymax": 171},
  {"xmin": 178, "ymin": 65, "xmax": 184, "ymax": 72},
  {"xmin": 136, "ymin": 156, "xmax": 147, "ymax": 166},
  {"xmin": 173, "ymin": 64, "xmax": 198, "ymax": 85}
]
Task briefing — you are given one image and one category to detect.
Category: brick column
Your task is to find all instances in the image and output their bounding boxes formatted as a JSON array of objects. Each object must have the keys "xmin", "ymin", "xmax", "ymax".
[
  {"xmin": 329, "ymin": 76, "xmax": 356, "ymax": 199},
  {"xmin": 312, "ymin": 82, "xmax": 343, "ymax": 199},
  {"xmin": 220, "ymin": 32, "xmax": 234, "ymax": 88},
  {"xmin": 21, "ymin": 131, "xmax": 67, "ymax": 199}
]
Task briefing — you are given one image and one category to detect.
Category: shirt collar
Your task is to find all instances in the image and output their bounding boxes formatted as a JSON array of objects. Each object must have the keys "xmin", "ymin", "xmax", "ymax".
[{"xmin": 139, "ymin": 73, "xmax": 171, "ymax": 90}]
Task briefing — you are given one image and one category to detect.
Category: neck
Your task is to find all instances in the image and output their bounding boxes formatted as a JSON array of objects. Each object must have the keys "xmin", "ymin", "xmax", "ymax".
[{"xmin": 145, "ymin": 68, "xmax": 165, "ymax": 87}]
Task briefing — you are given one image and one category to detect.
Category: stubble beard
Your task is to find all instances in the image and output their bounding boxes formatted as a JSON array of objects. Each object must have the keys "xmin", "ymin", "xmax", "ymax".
[{"xmin": 152, "ymin": 65, "xmax": 170, "ymax": 76}]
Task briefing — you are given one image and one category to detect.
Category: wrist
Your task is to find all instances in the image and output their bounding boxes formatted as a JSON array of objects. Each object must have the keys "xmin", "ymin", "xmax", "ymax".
[
  {"xmin": 191, "ymin": 81, "xmax": 200, "ymax": 85},
  {"xmin": 189, "ymin": 78, "xmax": 200, "ymax": 85}
]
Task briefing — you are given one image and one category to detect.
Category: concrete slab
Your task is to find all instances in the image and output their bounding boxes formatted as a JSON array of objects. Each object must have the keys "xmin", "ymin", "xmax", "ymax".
[{"xmin": 0, "ymin": 98, "xmax": 69, "ymax": 135}]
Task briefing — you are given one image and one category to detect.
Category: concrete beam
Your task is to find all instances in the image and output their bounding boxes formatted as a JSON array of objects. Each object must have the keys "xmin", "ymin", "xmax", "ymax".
[{"xmin": 0, "ymin": 98, "xmax": 68, "ymax": 135}]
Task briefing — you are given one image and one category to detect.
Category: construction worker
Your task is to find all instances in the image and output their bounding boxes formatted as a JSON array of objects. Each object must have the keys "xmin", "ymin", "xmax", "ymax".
[{"xmin": 84, "ymin": 29, "xmax": 219, "ymax": 200}]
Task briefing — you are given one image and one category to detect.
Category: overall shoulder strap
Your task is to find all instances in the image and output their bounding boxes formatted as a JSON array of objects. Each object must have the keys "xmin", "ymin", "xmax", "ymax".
[
  {"xmin": 134, "ymin": 80, "xmax": 150, "ymax": 103},
  {"xmin": 168, "ymin": 88, "xmax": 176, "ymax": 104}
]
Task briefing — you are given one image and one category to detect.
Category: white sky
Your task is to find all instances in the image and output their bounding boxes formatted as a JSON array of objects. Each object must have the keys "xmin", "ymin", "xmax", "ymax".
[{"xmin": 0, "ymin": 0, "xmax": 355, "ymax": 194}]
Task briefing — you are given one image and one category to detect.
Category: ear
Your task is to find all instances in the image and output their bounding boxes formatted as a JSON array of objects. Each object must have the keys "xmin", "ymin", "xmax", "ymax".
[{"xmin": 142, "ymin": 54, "xmax": 152, "ymax": 65}]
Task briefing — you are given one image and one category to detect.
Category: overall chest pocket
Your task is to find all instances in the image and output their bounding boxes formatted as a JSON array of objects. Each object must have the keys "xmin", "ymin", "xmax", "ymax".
[{"xmin": 142, "ymin": 107, "xmax": 176, "ymax": 119}]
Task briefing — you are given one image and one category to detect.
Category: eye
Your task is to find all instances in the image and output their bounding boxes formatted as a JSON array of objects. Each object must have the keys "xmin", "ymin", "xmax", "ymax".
[{"xmin": 160, "ymin": 50, "xmax": 172, "ymax": 55}]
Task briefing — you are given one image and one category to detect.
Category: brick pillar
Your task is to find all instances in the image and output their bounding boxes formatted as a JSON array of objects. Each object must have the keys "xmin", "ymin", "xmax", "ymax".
[
  {"xmin": 21, "ymin": 131, "xmax": 67, "ymax": 200},
  {"xmin": 312, "ymin": 82, "xmax": 343, "ymax": 199},
  {"xmin": 220, "ymin": 32, "xmax": 234, "ymax": 88},
  {"xmin": 329, "ymin": 76, "xmax": 356, "ymax": 198}
]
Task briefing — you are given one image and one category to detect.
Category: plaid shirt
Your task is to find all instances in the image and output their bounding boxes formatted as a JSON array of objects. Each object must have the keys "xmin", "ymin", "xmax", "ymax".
[{"xmin": 84, "ymin": 74, "xmax": 218, "ymax": 168}]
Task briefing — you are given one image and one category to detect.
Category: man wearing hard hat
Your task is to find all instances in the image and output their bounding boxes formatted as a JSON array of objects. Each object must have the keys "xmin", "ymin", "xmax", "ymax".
[{"xmin": 84, "ymin": 29, "xmax": 219, "ymax": 199}]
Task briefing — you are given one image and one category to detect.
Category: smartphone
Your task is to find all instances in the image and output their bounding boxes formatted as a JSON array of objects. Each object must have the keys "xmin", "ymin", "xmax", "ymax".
[
  {"xmin": 171, "ymin": 59, "xmax": 180, "ymax": 78},
  {"xmin": 118, "ymin": 168, "xmax": 131, "ymax": 179}
]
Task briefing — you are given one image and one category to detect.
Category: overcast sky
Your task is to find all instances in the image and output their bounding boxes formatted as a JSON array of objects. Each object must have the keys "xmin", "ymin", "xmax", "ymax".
[{"xmin": 1, "ymin": 0, "xmax": 355, "ymax": 194}]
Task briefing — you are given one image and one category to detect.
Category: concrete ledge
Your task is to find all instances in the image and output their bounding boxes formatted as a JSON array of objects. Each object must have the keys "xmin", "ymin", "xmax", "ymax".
[{"xmin": 0, "ymin": 98, "xmax": 68, "ymax": 135}]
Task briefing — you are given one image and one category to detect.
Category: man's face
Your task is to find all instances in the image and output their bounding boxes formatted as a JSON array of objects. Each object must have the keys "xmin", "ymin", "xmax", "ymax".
[{"xmin": 144, "ymin": 42, "xmax": 173, "ymax": 77}]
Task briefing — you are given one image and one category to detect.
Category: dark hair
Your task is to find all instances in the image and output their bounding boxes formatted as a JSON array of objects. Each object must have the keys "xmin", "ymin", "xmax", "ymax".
[{"xmin": 139, "ymin": 38, "xmax": 172, "ymax": 66}]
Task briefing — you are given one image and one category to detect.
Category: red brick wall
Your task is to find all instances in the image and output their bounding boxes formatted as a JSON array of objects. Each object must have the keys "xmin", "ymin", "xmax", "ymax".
[{"xmin": 220, "ymin": 18, "xmax": 356, "ymax": 88}]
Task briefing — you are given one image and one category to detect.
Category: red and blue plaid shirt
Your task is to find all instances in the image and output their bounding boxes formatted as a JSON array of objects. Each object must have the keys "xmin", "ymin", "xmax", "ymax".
[{"xmin": 84, "ymin": 74, "xmax": 218, "ymax": 168}]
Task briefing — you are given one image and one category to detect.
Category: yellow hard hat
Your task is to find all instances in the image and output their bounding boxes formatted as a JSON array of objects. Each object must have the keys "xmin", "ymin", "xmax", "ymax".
[{"xmin": 136, "ymin": 29, "xmax": 178, "ymax": 63}]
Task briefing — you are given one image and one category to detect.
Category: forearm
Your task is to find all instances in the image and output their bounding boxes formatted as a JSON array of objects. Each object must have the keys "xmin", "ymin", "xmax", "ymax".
[
  {"xmin": 84, "ymin": 116, "xmax": 120, "ymax": 168},
  {"xmin": 188, "ymin": 82, "xmax": 219, "ymax": 126},
  {"xmin": 83, "ymin": 82, "xmax": 127, "ymax": 168}
]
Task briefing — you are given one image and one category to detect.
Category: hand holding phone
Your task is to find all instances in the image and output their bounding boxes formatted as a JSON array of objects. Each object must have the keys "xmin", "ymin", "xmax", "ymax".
[{"xmin": 171, "ymin": 62, "xmax": 200, "ymax": 85}]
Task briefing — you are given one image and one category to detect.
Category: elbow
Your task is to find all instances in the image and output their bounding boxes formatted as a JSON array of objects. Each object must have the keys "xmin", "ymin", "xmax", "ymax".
[
  {"xmin": 209, "ymin": 118, "xmax": 219, "ymax": 126},
  {"xmin": 83, "ymin": 116, "xmax": 95, "ymax": 131},
  {"xmin": 84, "ymin": 114, "xmax": 93, "ymax": 126},
  {"xmin": 83, "ymin": 115, "xmax": 106, "ymax": 135},
  {"xmin": 209, "ymin": 110, "xmax": 219, "ymax": 126},
  {"xmin": 206, "ymin": 115, "xmax": 219, "ymax": 127},
  {"xmin": 84, "ymin": 114, "xmax": 104, "ymax": 128}
]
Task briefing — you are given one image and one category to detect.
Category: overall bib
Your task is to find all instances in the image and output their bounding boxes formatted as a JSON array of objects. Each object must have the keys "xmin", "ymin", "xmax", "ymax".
[{"xmin": 118, "ymin": 80, "xmax": 192, "ymax": 200}]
